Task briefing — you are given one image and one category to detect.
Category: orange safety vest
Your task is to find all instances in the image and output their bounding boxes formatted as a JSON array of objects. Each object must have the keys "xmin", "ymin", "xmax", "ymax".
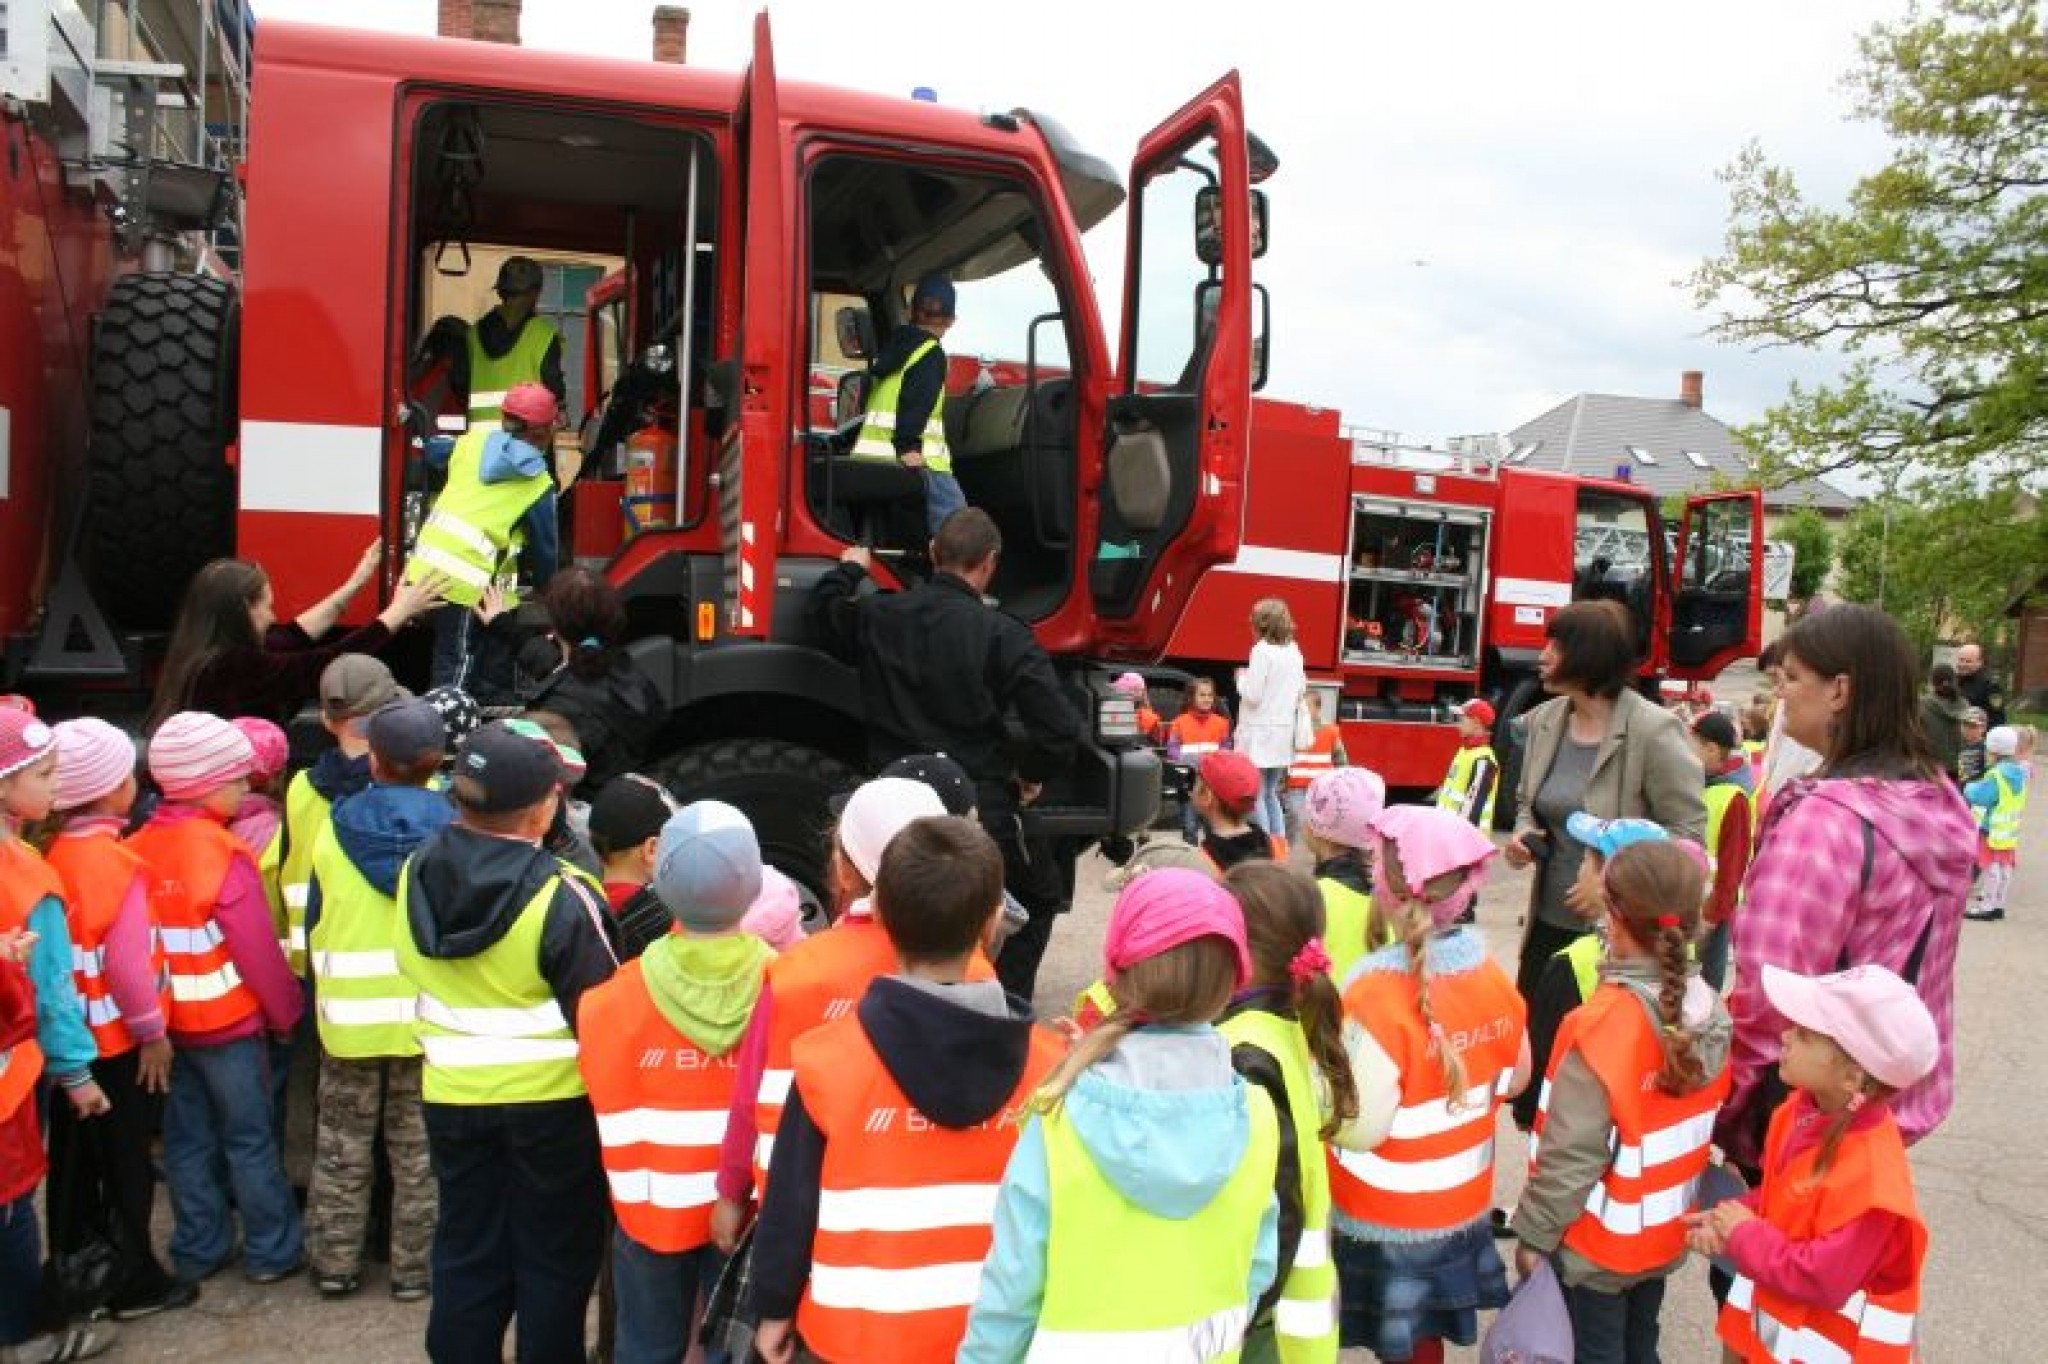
[
  {"xmin": 46, "ymin": 829, "xmax": 169, "ymax": 1059},
  {"xmin": 1330, "ymin": 954, "xmax": 1525, "ymax": 1233},
  {"xmin": 579, "ymin": 959, "xmax": 745, "ymax": 1253},
  {"xmin": 0, "ymin": 840, "xmax": 57, "ymax": 1118},
  {"xmin": 754, "ymin": 914, "xmax": 997, "ymax": 1195},
  {"xmin": 1530, "ymin": 984, "xmax": 1729, "ymax": 1273},
  {"xmin": 1718, "ymin": 1101, "xmax": 1926, "ymax": 1363},
  {"xmin": 792, "ymin": 1014, "xmax": 1060, "ymax": 1364},
  {"xmin": 1167, "ymin": 710, "xmax": 1233, "ymax": 760},
  {"xmin": 127, "ymin": 816, "xmax": 261, "ymax": 1035},
  {"xmin": 1288, "ymin": 725, "xmax": 1341, "ymax": 790}
]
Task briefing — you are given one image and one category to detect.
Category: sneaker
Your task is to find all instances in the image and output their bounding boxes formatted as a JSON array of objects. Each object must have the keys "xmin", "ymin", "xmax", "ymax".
[
  {"xmin": 390, "ymin": 1280, "xmax": 430, "ymax": 1304},
  {"xmin": 9, "ymin": 1321, "xmax": 119, "ymax": 1363},
  {"xmin": 313, "ymin": 1271, "xmax": 360, "ymax": 1299},
  {"xmin": 109, "ymin": 1277, "xmax": 199, "ymax": 1321},
  {"xmin": 1964, "ymin": 906, "xmax": 2006, "ymax": 922},
  {"xmin": 245, "ymin": 1260, "xmax": 304, "ymax": 1286}
]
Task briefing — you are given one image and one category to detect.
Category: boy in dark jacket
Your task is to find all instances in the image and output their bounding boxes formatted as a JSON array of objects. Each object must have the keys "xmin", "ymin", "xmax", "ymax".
[
  {"xmin": 304, "ymin": 697, "xmax": 456, "ymax": 1301},
  {"xmin": 396, "ymin": 721, "xmax": 620, "ymax": 1364}
]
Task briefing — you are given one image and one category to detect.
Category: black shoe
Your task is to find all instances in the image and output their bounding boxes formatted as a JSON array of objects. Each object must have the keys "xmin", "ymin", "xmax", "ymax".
[
  {"xmin": 313, "ymin": 1271, "xmax": 360, "ymax": 1299},
  {"xmin": 109, "ymin": 1278, "xmax": 200, "ymax": 1321},
  {"xmin": 1964, "ymin": 906, "xmax": 2006, "ymax": 922}
]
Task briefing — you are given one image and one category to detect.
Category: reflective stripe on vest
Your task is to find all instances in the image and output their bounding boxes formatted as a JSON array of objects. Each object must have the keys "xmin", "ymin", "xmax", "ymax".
[
  {"xmin": 1988, "ymin": 768, "xmax": 2026, "ymax": 851},
  {"xmin": 0, "ymin": 840, "xmax": 58, "ymax": 1116},
  {"xmin": 465, "ymin": 316, "xmax": 559, "ymax": 428},
  {"xmin": 578, "ymin": 956, "xmax": 757, "ymax": 1251},
  {"xmin": 47, "ymin": 830, "xmax": 168, "ymax": 1057},
  {"xmin": 1532, "ymin": 985, "xmax": 1728, "ymax": 1273},
  {"xmin": 263, "ymin": 772, "xmax": 330, "ymax": 977},
  {"xmin": 401, "ymin": 428, "xmax": 551, "ymax": 609},
  {"xmin": 1217, "ymin": 1008, "xmax": 1338, "ymax": 1363},
  {"xmin": 1287, "ymin": 728, "xmax": 1340, "ymax": 789},
  {"xmin": 1715, "ymin": 1100, "xmax": 1925, "ymax": 1363},
  {"xmin": 851, "ymin": 337, "xmax": 951, "ymax": 472},
  {"xmin": 1318, "ymin": 878, "xmax": 1389, "ymax": 988},
  {"xmin": 793, "ymin": 1015, "xmax": 1058, "ymax": 1362},
  {"xmin": 127, "ymin": 816, "xmax": 262, "ymax": 1034},
  {"xmin": 1435, "ymin": 744, "xmax": 1498, "ymax": 829},
  {"xmin": 1032, "ymin": 1086, "xmax": 1278, "ymax": 1362},
  {"xmin": 396, "ymin": 864, "xmax": 585, "ymax": 1104},
  {"xmin": 0, "ymin": 1037, "xmax": 43, "ymax": 1124},
  {"xmin": 307, "ymin": 821, "xmax": 421, "ymax": 1059},
  {"xmin": 1330, "ymin": 954, "xmax": 1525, "ymax": 1232}
]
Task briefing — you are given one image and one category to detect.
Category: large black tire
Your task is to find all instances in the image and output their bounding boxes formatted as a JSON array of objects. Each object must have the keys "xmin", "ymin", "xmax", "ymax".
[
  {"xmin": 86, "ymin": 273, "xmax": 240, "ymax": 628},
  {"xmin": 652, "ymin": 737, "xmax": 859, "ymax": 903}
]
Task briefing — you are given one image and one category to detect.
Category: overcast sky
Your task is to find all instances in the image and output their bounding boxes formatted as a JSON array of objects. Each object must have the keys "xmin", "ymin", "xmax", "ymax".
[{"xmin": 259, "ymin": 0, "xmax": 1906, "ymax": 446}]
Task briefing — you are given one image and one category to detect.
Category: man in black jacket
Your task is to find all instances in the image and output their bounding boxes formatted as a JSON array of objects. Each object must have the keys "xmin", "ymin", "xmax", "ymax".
[{"xmin": 811, "ymin": 508, "xmax": 1083, "ymax": 999}]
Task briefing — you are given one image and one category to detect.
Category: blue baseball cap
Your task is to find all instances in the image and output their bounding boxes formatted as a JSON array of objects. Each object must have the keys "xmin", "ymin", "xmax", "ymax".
[
  {"xmin": 1564, "ymin": 813, "xmax": 1669, "ymax": 860},
  {"xmin": 655, "ymin": 800, "xmax": 764, "ymax": 933},
  {"xmin": 913, "ymin": 273, "xmax": 956, "ymax": 318}
]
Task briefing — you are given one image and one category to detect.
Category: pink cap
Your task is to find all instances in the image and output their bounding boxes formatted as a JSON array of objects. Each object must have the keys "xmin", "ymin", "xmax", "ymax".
[
  {"xmin": 1761, "ymin": 964, "xmax": 1938, "ymax": 1091},
  {"xmin": 501, "ymin": 382, "xmax": 560, "ymax": 427},
  {"xmin": 1303, "ymin": 767, "xmax": 1386, "ymax": 849},
  {"xmin": 148, "ymin": 712, "xmax": 255, "ymax": 802},
  {"xmin": 837, "ymin": 777, "xmax": 946, "ymax": 884},
  {"xmin": 741, "ymin": 866, "xmax": 806, "ymax": 951},
  {"xmin": 1370, "ymin": 804, "xmax": 1497, "ymax": 928},
  {"xmin": 51, "ymin": 719, "xmax": 137, "ymax": 812},
  {"xmin": 1111, "ymin": 672, "xmax": 1147, "ymax": 697},
  {"xmin": 0, "ymin": 708, "xmax": 55, "ymax": 781},
  {"xmin": 1104, "ymin": 867, "xmax": 1250, "ymax": 991},
  {"xmin": 231, "ymin": 717, "xmax": 289, "ymax": 782}
]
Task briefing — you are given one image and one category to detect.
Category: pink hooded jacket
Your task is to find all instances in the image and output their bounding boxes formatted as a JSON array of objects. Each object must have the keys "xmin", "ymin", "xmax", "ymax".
[{"xmin": 1719, "ymin": 775, "xmax": 1977, "ymax": 1167}]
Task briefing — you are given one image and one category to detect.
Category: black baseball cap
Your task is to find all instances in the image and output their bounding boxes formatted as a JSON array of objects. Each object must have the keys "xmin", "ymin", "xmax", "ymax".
[
  {"xmin": 877, "ymin": 753, "xmax": 977, "ymax": 817},
  {"xmin": 451, "ymin": 721, "xmax": 567, "ymax": 814},
  {"xmin": 588, "ymin": 775, "xmax": 678, "ymax": 858}
]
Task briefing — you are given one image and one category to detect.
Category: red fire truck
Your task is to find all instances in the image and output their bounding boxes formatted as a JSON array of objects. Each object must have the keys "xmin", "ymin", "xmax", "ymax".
[
  {"xmin": 4, "ymin": 6, "xmax": 1297, "ymax": 884},
  {"xmin": 1156, "ymin": 402, "xmax": 1764, "ymax": 813}
]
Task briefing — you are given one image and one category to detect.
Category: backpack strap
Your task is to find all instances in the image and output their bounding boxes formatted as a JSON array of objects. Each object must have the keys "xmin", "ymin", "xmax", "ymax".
[{"xmin": 1831, "ymin": 814, "xmax": 1935, "ymax": 985}]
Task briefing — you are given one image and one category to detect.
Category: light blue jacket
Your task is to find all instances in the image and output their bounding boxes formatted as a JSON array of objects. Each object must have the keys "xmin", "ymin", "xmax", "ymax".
[
  {"xmin": 1964, "ymin": 758, "xmax": 2027, "ymax": 821},
  {"xmin": 21, "ymin": 891, "xmax": 97, "ymax": 1082},
  {"xmin": 958, "ymin": 1025, "xmax": 1280, "ymax": 1363}
]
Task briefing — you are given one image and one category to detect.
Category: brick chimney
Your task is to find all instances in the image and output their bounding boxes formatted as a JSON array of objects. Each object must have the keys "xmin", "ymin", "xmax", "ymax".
[
  {"xmin": 1680, "ymin": 370, "xmax": 1704, "ymax": 409},
  {"xmin": 437, "ymin": 0, "xmax": 472, "ymax": 38},
  {"xmin": 653, "ymin": 6, "xmax": 691, "ymax": 63},
  {"xmin": 471, "ymin": 0, "xmax": 522, "ymax": 43}
]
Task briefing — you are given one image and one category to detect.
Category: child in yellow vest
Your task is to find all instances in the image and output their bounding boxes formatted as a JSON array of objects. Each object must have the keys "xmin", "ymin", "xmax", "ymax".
[
  {"xmin": 1328, "ymin": 806, "xmax": 1529, "ymax": 1364},
  {"xmin": 1299, "ymin": 766, "xmax": 1389, "ymax": 982},
  {"xmin": 1689, "ymin": 966, "xmax": 1935, "ymax": 1364},
  {"xmin": 1220, "ymin": 862, "xmax": 1359, "ymax": 1364},
  {"xmin": 961, "ymin": 868, "xmax": 1280, "ymax": 1361},
  {"xmin": 1510, "ymin": 839, "xmax": 1730, "ymax": 1363},
  {"xmin": 1432, "ymin": 698, "xmax": 1499, "ymax": 834}
]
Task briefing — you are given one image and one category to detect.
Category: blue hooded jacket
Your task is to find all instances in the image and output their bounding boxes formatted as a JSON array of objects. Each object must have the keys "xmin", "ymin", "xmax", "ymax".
[{"xmin": 304, "ymin": 782, "xmax": 455, "ymax": 935}]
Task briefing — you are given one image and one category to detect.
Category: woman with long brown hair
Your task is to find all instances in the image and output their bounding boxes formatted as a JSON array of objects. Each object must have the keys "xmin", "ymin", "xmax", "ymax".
[{"xmin": 147, "ymin": 545, "xmax": 443, "ymax": 729}]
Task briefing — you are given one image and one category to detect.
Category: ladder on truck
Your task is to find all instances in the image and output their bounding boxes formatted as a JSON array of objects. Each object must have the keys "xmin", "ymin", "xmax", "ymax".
[{"xmin": 1345, "ymin": 426, "xmax": 1502, "ymax": 481}]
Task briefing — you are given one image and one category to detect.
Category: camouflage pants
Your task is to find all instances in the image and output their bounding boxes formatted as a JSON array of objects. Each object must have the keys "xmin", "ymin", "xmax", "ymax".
[{"xmin": 306, "ymin": 1052, "xmax": 436, "ymax": 1285}]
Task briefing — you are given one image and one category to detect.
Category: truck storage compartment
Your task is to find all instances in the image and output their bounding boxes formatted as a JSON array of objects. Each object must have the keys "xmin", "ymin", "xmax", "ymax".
[{"xmin": 1343, "ymin": 495, "xmax": 1489, "ymax": 670}]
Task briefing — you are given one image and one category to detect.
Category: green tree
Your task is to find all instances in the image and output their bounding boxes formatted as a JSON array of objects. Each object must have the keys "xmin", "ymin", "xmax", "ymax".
[
  {"xmin": 1691, "ymin": 0, "xmax": 2048, "ymax": 486},
  {"xmin": 1833, "ymin": 487, "xmax": 2041, "ymax": 652},
  {"xmin": 1778, "ymin": 507, "xmax": 1836, "ymax": 602}
]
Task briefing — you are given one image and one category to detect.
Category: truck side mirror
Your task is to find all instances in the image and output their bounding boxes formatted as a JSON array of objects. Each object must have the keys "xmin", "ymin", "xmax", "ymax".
[
  {"xmin": 1194, "ymin": 186, "xmax": 1269, "ymax": 266},
  {"xmin": 834, "ymin": 305, "xmax": 875, "ymax": 361}
]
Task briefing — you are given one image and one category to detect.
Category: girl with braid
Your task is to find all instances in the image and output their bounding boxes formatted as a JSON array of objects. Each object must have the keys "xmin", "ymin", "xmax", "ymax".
[
  {"xmin": 1220, "ymin": 862, "xmax": 1362, "ymax": 1362},
  {"xmin": 1329, "ymin": 806, "xmax": 1528, "ymax": 1364},
  {"xmin": 1511, "ymin": 831, "xmax": 1731, "ymax": 1364}
]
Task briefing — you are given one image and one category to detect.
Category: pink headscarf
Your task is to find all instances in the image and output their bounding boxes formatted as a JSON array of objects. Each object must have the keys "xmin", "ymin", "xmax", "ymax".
[
  {"xmin": 1370, "ymin": 804, "xmax": 1497, "ymax": 928},
  {"xmin": 741, "ymin": 866, "xmax": 806, "ymax": 951},
  {"xmin": 1103, "ymin": 867, "xmax": 1251, "ymax": 989}
]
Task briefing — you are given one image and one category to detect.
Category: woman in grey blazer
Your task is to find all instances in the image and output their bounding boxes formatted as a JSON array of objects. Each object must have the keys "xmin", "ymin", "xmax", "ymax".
[{"xmin": 1501, "ymin": 601, "xmax": 1706, "ymax": 996}]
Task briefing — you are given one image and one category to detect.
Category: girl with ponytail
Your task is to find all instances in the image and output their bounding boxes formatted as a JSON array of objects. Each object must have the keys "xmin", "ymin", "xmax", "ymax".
[
  {"xmin": 1329, "ymin": 806, "xmax": 1528, "ymax": 1364},
  {"xmin": 1219, "ymin": 862, "xmax": 1360, "ymax": 1362},
  {"xmin": 1511, "ymin": 824, "xmax": 1732, "ymax": 1363}
]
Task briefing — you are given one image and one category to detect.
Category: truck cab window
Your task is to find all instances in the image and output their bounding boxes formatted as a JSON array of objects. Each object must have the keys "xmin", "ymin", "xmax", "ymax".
[{"xmin": 1574, "ymin": 489, "xmax": 1656, "ymax": 651}]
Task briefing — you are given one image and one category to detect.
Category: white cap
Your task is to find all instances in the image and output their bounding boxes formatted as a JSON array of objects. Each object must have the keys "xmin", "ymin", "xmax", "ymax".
[
  {"xmin": 837, "ymin": 777, "xmax": 946, "ymax": 883},
  {"xmin": 1986, "ymin": 725, "xmax": 2019, "ymax": 757}
]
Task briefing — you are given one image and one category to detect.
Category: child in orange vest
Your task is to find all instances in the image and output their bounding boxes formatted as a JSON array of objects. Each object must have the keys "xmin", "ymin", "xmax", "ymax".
[
  {"xmin": 961, "ymin": 867, "xmax": 1279, "ymax": 1361},
  {"xmin": 131, "ymin": 712, "xmax": 305, "ymax": 1285},
  {"xmin": 753, "ymin": 816, "xmax": 1059, "ymax": 1363},
  {"xmin": 1198, "ymin": 749, "xmax": 1281, "ymax": 872},
  {"xmin": 45, "ymin": 719, "xmax": 192, "ymax": 1319},
  {"xmin": 1689, "ymin": 966, "xmax": 1935, "ymax": 1364},
  {"xmin": 1329, "ymin": 806, "xmax": 1529, "ymax": 1364},
  {"xmin": 1111, "ymin": 671, "xmax": 1161, "ymax": 742},
  {"xmin": 1510, "ymin": 838, "xmax": 1730, "ymax": 1363},
  {"xmin": 1165, "ymin": 677, "xmax": 1233, "ymax": 843},
  {"xmin": 580, "ymin": 800, "xmax": 774, "ymax": 1364}
]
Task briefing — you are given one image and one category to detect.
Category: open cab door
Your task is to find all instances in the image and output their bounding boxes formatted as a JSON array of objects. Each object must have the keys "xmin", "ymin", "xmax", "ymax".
[
  {"xmin": 1089, "ymin": 74, "xmax": 1259, "ymax": 652},
  {"xmin": 721, "ymin": 11, "xmax": 792, "ymax": 637},
  {"xmin": 1666, "ymin": 490, "xmax": 1764, "ymax": 680}
]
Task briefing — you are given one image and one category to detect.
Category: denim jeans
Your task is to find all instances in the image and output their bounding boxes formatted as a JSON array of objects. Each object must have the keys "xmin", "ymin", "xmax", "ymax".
[
  {"xmin": 0, "ymin": 1192, "xmax": 39, "ymax": 1345},
  {"xmin": 610, "ymin": 1225, "xmax": 729, "ymax": 1364},
  {"xmin": 424, "ymin": 1098, "xmax": 606, "ymax": 1364},
  {"xmin": 1253, "ymin": 767, "xmax": 1289, "ymax": 840},
  {"xmin": 1563, "ymin": 1275, "xmax": 1666, "ymax": 1364},
  {"xmin": 923, "ymin": 470, "xmax": 968, "ymax": 536},
  {"xmin": 428, "ymin": 604, "xmax": 520, "ymax": 707},
  {"xmin": 163, "ymin": 1036, "xmax": 305, "ymax": 1279}
]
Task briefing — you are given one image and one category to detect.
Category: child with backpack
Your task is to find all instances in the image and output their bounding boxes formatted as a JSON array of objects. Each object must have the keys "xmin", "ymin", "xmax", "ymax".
[
  {"xmin": 961, "ymin": 867, "xmax": 1279, "ymax": 1361},
  {"xmin": 1510, "ymin": 838, "xmax": 1730, "ymax": 1363},
  {"xmin": 1221, "ymin": 861, "xmax": 1360, "ymax": 1363},
  {"xmin": 1690, "ymin": 965, "xmax": 1935, "ymax": 1363},
  {"xmin": 1300, "ymin": 766, "xmax": 1390, "ymax": 981},
  {"xmin": 1329, "ymin": 805, "xmax": 1529, "ymax": 1364}
]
